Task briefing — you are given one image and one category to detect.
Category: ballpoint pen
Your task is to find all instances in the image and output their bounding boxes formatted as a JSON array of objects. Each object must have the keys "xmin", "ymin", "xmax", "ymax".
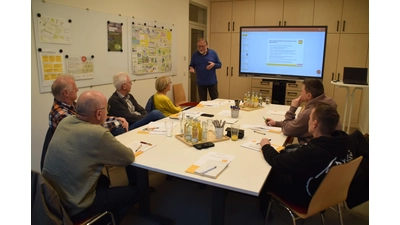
[
  {"xmin": 254, "ymin": 130, "xmax": 266, "ymax": 135},
  {"xmin": 199, "ymin": 166, "xmax": 217, "ymax": 174},
  {"xmin": 140, "ymin": 141, "xmax": 152, "ymax": 146},
  {"xmin": 134, "ymin": 144, "xmax": 142, "ymax": 152}
]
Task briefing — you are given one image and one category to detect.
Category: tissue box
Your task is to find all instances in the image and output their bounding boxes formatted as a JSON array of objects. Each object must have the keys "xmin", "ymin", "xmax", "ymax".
[{"xmin": 225, "ymin": 127, "xmax": 245, "ymax": 139}]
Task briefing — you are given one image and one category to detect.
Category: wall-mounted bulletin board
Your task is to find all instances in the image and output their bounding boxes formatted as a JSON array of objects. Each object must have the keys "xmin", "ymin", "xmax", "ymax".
[{"xmin": 32, "ymin": 1, "xmax": 177, "ymax": 93}]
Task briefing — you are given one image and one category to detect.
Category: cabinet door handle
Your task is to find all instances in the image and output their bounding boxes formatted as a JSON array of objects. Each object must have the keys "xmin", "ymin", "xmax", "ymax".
[
  {"xmin": 228, "ymin": 22, "xmax": 230, "ymax": 32},
  {"xmin": 342, "ymin": 20, "xmax": 346, "ymax": 32},
  {"xmin": 231, "ymin": 67, "xmax": 233, "ymax": 76},
  {"xmin": 337, "ymin": 21, "xmax": 340, "ymax": 32},
  {"xmin": 260, "ymin": 81, "xmax": 270, "ymax": 85},
  {"xmin": 288, "ymin": 83, "xmax": 298, "ymax": 88},
  {"xmin": 226, "ymin": 67, "xmax": 229, "ymax": 76},
  {"xmin": 233, "ymin": 22, "xmax": 235, "ymax": 32},
  {"xmin": 279, "ymin": 21, "xmax": 281, "ymax": 26},
  {"xmin": 287, "ymin": 92, "xmax": 298, "ymax": 96},
  {"xmin": 284, "ymin": 21, "xmax": 286, "ymax": 26},
  {"xmin": 260, "ymin": 90, "xmax": 270, "ymax": 94}
]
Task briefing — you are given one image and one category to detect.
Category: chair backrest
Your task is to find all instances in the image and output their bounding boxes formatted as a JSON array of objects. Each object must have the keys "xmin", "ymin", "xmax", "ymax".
[
  {"xmin": 307, "ymin": 156, "xmax": 363, "ymax": 216},
  {"xmin": 41, "ymin": 127, "xmax": 54, "ymax": 172},
  {"xmin": 145, "ymin": 94, "xmax": 156, "ymax": 113},
  {"xmin": 172, "ymin": 83, "xmax": 187, "ymax": 106}
]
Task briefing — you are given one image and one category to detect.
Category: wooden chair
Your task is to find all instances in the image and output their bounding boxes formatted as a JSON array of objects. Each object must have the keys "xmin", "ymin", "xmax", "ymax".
[
  {"xmin": 172, "ymin": 83, "xmax": 198, "ymax": 107},
  {"xmin": 31, "ymin": 170, "xmax": 116, "ymax": 225},
  {"xmin": 265, "ymin": 156, "xmax": 363, "ymax": 225}
]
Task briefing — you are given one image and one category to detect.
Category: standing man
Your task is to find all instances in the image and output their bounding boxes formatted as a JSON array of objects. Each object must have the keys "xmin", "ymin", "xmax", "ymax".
[
  {"xmin": 43, "ymin": 90, "xmax": 139, "ymax": 224},
  {"xmin": 189, "ymin": 38, "xmax": 221, "ymax": 101}
]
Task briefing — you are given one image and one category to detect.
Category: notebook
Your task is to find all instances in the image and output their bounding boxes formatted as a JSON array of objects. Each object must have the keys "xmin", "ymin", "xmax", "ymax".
[{"xmin": 342, "ymin": 67, "xmax": 368, "ymax": 85}]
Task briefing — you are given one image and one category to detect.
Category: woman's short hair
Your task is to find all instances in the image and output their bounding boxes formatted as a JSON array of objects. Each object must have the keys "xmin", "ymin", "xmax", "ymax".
[
  {"xmin": 113, "ymin": 72, "xmax": 129, "ymax": 90},
  {"xmin": 155, "ymin": 76, "xmax": 171, "ymax": 92}
]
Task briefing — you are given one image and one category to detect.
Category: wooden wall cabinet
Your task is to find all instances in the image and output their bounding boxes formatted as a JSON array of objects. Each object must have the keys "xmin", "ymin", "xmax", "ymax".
[
  {"xmin": 314, "ymin": 0, "xmax": 369, "ymax": 33},
  {"xmin": 210, "ymin": 1, "xmax": 255, "ymax": 99},
  {"xmin": 255, "ymin": 0, "xmax": 315, "ymax": 26}
]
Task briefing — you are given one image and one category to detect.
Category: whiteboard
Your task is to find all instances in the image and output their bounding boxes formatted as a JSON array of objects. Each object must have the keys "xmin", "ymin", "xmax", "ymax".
[{"xmin": 32, "ymin": 1, "xmax": 177, "ymax": 93}]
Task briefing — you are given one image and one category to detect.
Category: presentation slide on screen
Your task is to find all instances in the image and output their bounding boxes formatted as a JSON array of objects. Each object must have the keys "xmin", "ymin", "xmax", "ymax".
[{"xmin": 240, "ymin": 30, "xmax": 326, "ymax": 77}]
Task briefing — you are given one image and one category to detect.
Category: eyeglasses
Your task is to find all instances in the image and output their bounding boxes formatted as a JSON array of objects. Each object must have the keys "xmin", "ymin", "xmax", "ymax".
[{"xmin": 197, "ymin": 44, "xmax": 207, "ymax": 48}]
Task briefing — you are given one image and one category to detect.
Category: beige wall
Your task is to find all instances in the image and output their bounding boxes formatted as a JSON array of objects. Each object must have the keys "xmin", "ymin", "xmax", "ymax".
[{"xmin": 31, "ymin": 0, "xmax": 210, "ymax": 171}]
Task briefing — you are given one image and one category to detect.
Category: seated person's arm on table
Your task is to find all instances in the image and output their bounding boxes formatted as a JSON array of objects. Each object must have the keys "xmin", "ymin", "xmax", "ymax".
[
  {"xmin": 98, "ymin": 131, "xmax": 135, "ymax": 165},
  {"xmin": 261, "ymin": 142, "xmax": 312, "ymax": 176}
]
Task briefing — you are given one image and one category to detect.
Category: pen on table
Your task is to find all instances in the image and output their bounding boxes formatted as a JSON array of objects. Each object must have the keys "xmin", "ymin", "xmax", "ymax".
[
  {"xmin": 134, "ymin": 144, "xmax": 142, "ymax": 152},
  {"xmin": 254, "ymin": 130, "xmax": 266, "ymax": 135},
  {"xmin": 140, "ymin": 141, "xmax": 152, "ymax": 146},
  {"xmin": 201, "ymin": 166, "xmax": 217, "ymax": 174},
  {"xmin": 256, "ymin": 139, "xmax": 271, "ymax": 145}
]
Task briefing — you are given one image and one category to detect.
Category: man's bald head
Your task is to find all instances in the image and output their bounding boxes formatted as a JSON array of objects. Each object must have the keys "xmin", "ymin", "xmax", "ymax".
[{"xmin": 76, "ymin": 91, "xmax": 108, "ymax": 124}]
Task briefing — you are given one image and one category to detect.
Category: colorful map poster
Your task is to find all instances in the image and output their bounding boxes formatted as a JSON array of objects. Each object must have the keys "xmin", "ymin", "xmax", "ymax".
[
  {"xmin": 66, "ymin": 56, "xmax": 94, "ymax": 80},
  {"xmin": 38, "ymin": 15, "xmax": 72, "ymax": 44},
  {"xmin": 131, "ymin": 24, "xmax": 172, "ymax": 74}
]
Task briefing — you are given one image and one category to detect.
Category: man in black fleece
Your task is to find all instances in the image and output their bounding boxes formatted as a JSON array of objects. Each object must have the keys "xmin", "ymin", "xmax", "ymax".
[{"xmin": 259, "ymin": 102, "xmax": 352, "ymax": 219}]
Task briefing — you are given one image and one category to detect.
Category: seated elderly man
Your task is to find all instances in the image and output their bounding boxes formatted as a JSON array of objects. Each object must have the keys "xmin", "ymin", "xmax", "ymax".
[
  {"xmin": 108, "ymin": 71, "xmax": 164, "ymax": 129},
  {"xmin": 42, "ymin": 90, "xmax": 139, "ymax": 224},
  {"xmin": 49, "ymin": 74, "xmax": 129, "ymax": 136}
]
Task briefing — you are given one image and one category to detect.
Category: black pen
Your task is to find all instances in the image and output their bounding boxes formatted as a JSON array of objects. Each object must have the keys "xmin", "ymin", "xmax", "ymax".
[
  {"xmin": 140, "ymin": 141, "xmax": 152, "ymax": 146},
  {"xmin": 254, "ymin": 130, "xmax": 266, "ymax": 135}
]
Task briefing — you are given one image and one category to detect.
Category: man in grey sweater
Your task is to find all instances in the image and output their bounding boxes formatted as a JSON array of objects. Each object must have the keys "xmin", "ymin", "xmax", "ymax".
[
  {"xmin": 42, "ymin": 90, "xmax": 139, "ymax": 224},
  {"xmin": 264, "ymin": 79, "xmax": 341, "ymax": 145}
]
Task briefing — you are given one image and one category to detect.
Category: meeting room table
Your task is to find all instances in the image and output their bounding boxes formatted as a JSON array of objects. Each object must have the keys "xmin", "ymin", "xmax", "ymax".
[{"xmin": 115, "ymin": 99, "xmax": 300, "ymax": 225}]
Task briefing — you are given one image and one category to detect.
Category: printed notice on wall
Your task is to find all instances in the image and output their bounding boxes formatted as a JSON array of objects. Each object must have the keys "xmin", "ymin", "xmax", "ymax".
[
  {"xmin": 38, "ymin": 15, "xmax": 72, "ymax": 44},
  {"xmin": 39, "ymin": 49, "xmax": 65, "ymax": 87},
  {"xmin": 66, "ymin": 56, "xmax": 94, "ymax": 80},
  {"xmin": 131, "ymin": 23, "xmax": 172, "ymax": 74},
  {"xmin": 108, "ymin": 22, "xmax": 123, "ymax": 52}
]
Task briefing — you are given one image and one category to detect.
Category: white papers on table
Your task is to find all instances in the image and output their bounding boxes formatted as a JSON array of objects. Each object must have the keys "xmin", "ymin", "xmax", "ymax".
[
  {"xmin": 199, "ymin": 100, "xmax": 220, "ymax": 107},
  {"xmin": 183, "ymin": 111, "xmax": 203, "ymax": 119},
  {"xmin": 216, "ymin": 110, "xmax": 238, "ymax": 124},
  {"xmin": 186, "ymin": 152, "xmax": 235, "ymax": 179},
  {"xmin": 266, "ymin": 110, "xmax": 286, "ymax": 116},
  {"xmin": 241, "ymin": 124, "xmax": 281, "ymax": 132},
  {"xmin": 194, "ymin": 152, "xmax": 235, "ymax": 165},
  {"xmin": 142, "ymin": 121, "xmax": 178, "ymax": 135},
  {"xmin": 127, "ymin": 141, "xmax": 156, "ymax": 155},
  {"xmin": 240, "ymin": 140, "xmax": 284, "ymax": 152}
]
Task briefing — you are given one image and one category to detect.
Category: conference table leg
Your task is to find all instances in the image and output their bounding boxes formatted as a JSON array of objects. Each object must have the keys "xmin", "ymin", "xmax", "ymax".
[
  {"xmin": 136, "ymin": 167, "xmax": 172, "ymax": 225},
  {"xmin": 212, "ymin": 186, "xmax": 227, "ymax": 225}
]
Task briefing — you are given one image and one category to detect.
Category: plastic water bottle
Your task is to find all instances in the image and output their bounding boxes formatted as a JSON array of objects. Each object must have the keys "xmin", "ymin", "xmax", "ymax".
[{"xmin": 185, "ymin": 116, "xmax": 193, "ymax": 143}]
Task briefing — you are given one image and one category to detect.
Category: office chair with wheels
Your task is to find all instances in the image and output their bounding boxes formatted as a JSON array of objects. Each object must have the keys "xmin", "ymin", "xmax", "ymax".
[
  {"xmin": 41, "ymin": 127, "xmax": 54, "ymax": 171},
  {"xmin": 264, "ymin": 156, "xmax": 363, "ymax": 225},
  {"xmin": 31, "ymin": 170, "xmax": 116, "ymax": 225},
  {"xmin": 172, "ymin": 83, "xmax": 198, "ymax": 107}
]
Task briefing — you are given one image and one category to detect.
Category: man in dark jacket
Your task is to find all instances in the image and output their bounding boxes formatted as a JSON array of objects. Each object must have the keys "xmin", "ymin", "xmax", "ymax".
[
  {"xmin": 108, "ymin": 72, "xmax": 164, "ymax": 130},
  {"xmin": 259, "ymin": 102, "xmax": 352, "ymax": 219}
]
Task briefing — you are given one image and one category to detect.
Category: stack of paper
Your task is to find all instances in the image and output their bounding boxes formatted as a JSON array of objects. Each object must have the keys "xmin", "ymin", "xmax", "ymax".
[
  {"xmin": 185, "ymin": 152, "xmax": 235, "ymax": 179},
  {"xmin": 138, "ymin": 121, "xmax": 178, "ymax": 135}
]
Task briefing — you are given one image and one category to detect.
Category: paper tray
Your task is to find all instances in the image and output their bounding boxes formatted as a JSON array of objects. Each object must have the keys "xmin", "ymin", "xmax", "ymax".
[{"xmin": 175, "ymin": 130, "xmax": 230, "ymax": 147}]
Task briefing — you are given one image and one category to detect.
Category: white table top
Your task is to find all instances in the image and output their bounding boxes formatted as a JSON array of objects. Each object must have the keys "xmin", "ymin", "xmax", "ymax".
[{"xmin": 116, "ymin": 99, "xmax": 295, "ymax": 196}]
